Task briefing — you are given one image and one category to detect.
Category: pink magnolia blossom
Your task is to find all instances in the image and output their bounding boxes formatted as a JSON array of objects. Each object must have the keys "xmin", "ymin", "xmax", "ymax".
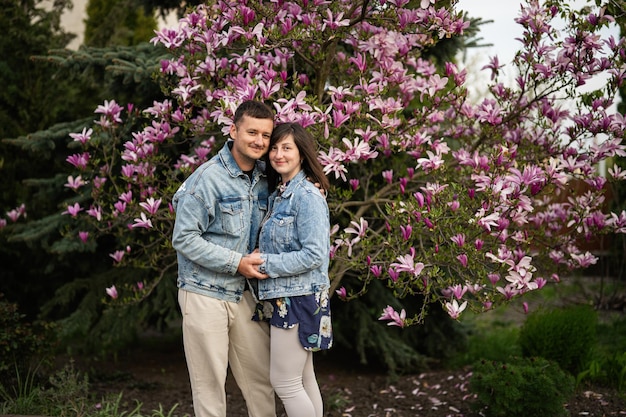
[
  {"xmin": 66, "ymin": 152, "xmax": 90, "ymax": 170},
  {"xmin": 69, "ymin": 127, "xmax": 93, "ymax": 145},
  {"xmin": 6, "ymin": 204, "xmax": 26, "ymax": 222},
  {"xmin": 78, "ymin": 231, "xmax": 89, "ymax": 243},
  {"xmin": 390, "ymin": 253, "xmax": 425, "ymax": 277},
  {"xmin": 109, "ymin": 250, "xmax": 125, "ymax": 263},
  {"xmin": 382, "ymin": 170, "xmax": 393, "ymax": 184},
  {"xmin": 86, "ymin": 205, "xmax": 103, "ymax": 222},
  {"xmin": 139, "ymin": 197, "xmax": 162, "ymax": 216},
  {"xmin": 444, "ymin": 299, "xmax": 467, "ymax": 320},
  {"xmin": 50, "ymin": 0, "xmax": 626, "ymax": 327},
  {"xmin": 451, "ymin": 233, "xmax": 465, "ymax": 247},
  {"xmin": 400, "ymin": 224, "xmax": 412, "ymax": 240},
  {"xmin": 62, "ymin": 203, "xmax": 83, "ymax": 217},
  {"xmin": 105, "ymin": 285, "xmax": 118, "ymax": 299},
  {"xmin": 335, "ymin": 287, "xmax": 347, "ymax": 300},
  {"xmin": 370, "ymin": 265, "xmax": 383, "ymax": 278},
  {"xmin": 378, "ymin": 305, "xmax": 406, "ymax": 327},
  {"xmin": 131, "ymin": 213, "xmax": 153, "ymax": 229},
  {"xmin": 344, "ymin": 217, "xmax": 368, "ymax": 245}
]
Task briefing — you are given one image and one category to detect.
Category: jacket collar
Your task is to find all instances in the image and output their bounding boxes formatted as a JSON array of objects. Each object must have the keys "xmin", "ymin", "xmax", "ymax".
[
  {"xmin": 278, "ymin": 170, "xmax": 306, "ymax": 197},
  {"xmin": 219, "ymin": 141, "xmax": 265, "ymax": 179}
]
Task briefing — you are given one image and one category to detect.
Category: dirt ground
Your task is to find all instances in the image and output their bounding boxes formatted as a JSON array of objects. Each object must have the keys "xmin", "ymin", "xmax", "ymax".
[{"xmin": 79, "ymin": 336, "xmax": 626, "ymax": 417}]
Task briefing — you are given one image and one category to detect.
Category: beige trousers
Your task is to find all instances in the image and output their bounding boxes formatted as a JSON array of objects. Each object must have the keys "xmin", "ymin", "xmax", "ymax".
[{"xmin": 178, "ymin": 289, "xmax": 276, "ymax": 417}]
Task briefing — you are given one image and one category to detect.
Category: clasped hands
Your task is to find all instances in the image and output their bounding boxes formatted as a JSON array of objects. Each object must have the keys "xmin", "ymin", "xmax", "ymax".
[{"xmin": 237, "ymin": 249, "xmax": 269, "ymax": 279}]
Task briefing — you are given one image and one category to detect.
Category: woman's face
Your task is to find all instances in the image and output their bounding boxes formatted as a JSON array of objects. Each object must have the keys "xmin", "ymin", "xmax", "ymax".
[{"xmin": 269, "ymin": 134, "xmax": 301, "ymax": 183}]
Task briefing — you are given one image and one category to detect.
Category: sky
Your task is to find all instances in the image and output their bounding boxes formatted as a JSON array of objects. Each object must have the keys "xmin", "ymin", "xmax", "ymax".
[
  {"xmin": 456, "ymin": 0, "xmax": 524, "ymax": 67},
  {"xmin": 455, "ymin": 1, "xmax": 620, "ymax": 71}
]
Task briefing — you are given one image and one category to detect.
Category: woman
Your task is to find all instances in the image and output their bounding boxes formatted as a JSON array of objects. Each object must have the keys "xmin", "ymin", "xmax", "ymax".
[{"xmin": 251, "ymin": 122, "xmax": 332, "ymax": 417}]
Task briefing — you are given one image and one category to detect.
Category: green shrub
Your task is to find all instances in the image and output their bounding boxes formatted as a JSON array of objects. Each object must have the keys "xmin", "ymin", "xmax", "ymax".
[
  {"xmin": 0, "ymin": 362, "xmax": 89, "ymax": 416},
  {"xmin": 578, "ymin": 316, "xmax": 626, "ymax": 391},
  {"xmin": 470, "ymin": 356, "xmax": 575, "ymax": 417},
  {"xmin": 0, "ymin": 294, "xmax": 58, "ymax": 391},
  {"xmin": 577, "ymin": 351, "xmax": 626, "ymax": 392},
  {"xmin": 0, "ymin": 361, "xmax": 182, "ymax": 417},
  {"xmin": 448, "ymin": 323, "xmax": 521, "ymax": 368},
  {"xmin": 518, "ymin": 304, "xmax": 597, "ymax": 374}
]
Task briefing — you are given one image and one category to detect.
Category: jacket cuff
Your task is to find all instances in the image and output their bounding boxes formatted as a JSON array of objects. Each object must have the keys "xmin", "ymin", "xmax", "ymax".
[{"xmin": 259, "ymin": 254, "xmax": 268, "ymax": 274}]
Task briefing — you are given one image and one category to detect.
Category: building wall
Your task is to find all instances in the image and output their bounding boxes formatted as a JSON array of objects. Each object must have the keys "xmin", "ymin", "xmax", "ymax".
[{"xmin": 58, "ymin": 0, "xmax": 177, "ymax": 50}]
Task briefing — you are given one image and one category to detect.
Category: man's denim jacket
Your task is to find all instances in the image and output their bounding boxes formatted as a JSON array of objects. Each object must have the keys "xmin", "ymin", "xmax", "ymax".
[
  {"xmin": 172, "ymin": 141, "xmax": 268, "ymax": 302},
  {"xmin": 257, "ymin": 170, "xmax": 330, "ymax": 300}
]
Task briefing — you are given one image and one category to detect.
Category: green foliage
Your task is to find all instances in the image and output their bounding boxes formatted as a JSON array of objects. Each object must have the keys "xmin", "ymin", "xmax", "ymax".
[
  {"xmin": 0, "ymin": 362, "xmax": 89, "ymax": 416},
  {"xmin": 0, "ymin": 361, "xmax": 182, "ymax": 417},
  {"xmin": 577, "ymin": 316, "xmax": 626, "ymax": 391},
  {"xmin": 0, "ymin": 0, "xmax": 75, "ymax": 138},
  {"xmin": 518, "ymin": 305, "xmax": 598, "ymax": 375},
  {"xmin": 577, "ymin": 352, "xmax": 626, "ymax": 392},
  {"xmin": 0, "ymin": 295, "xmax": 58, "ymax": 392},
  {"xmin": 85, "ymin": 0, "xmax": 158, "ymax": 47},
  {"xmin": 3, "ymin": 41, "xmax": 169, "ymax": 341},
  {"xmin": 332, "ymin": 278, "xmax": 466, "ymax": 374},
  {"xmin": 40, "ymin": 267, "xmax": 180, "ymax": 356},
  {"xmin": 447, "ymin": 322, "xmax": 521, "ymax": 368},
  {"xmin": 469, "ymin": 357, "xmax": 575, "ymax": 417},
  {"xmin": 40, "ymin": 42, "xmax": 169, "ymax": 115}
]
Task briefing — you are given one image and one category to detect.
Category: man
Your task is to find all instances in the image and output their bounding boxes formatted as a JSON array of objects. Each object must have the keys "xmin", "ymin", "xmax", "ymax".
[{"xmin": 172, "ymin": 100, "xmax": 275, "ymax": 417}]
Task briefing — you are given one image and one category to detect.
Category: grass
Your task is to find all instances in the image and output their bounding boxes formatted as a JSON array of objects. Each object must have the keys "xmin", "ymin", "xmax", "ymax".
[{"xmin": 0, "ymin": 362, "xmax": 187, "ymax": 417}]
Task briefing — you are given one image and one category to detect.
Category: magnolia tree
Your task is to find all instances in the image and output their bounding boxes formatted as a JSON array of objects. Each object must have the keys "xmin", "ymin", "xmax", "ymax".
[{"xmin": 11, "ymin": 0, "xmax": 625, "ymax": 327}]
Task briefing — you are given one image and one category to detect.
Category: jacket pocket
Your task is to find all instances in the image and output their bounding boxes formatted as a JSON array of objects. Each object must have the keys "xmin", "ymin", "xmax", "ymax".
[
  {"xmin": 219, "ymin": 200, "xmax": 245, "ymax": 235},
  {"xmin": 271, "ymin": 214, "xmax": 295, "ymax": 246}
]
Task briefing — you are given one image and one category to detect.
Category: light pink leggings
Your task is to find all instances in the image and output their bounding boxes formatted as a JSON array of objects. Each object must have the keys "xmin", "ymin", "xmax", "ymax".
[{"xmin": 270, "ymin": 325, "xmax": 323, "ymax": 417}]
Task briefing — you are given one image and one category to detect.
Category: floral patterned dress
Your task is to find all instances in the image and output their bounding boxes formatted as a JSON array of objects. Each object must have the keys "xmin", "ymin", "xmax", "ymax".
[{"xmin": 254, "ymin": 288, "xmax": 333, "ymax": 352}]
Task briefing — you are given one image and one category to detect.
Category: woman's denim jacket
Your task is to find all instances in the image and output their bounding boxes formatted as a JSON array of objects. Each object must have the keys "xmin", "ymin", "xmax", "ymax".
[
  {"xmin": 257, "ymin": 170, "xmax": 330, "ymax": 299},
  {"xmin": 171, "ymin": 141, "xmax": 268, "ymax": 303}
]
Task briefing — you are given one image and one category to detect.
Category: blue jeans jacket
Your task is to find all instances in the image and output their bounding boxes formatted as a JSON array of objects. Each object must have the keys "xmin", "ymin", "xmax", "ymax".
[
  {"xmin": 172, "ymin": 141, "xmax": 268, "ymax": 302},
  {"xmin": 257, "ymin": 170, "xmax": 330, "ymax": 299}
]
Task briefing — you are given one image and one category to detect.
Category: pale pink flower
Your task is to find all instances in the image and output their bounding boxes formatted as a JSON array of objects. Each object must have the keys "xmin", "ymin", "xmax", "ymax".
[
  {"xmin": 62, "ymin": 203, "xmax": 83, "ymax": 217},
  {"xmin": 378, "ymin": 305, "xmax": 406, "ymax": 327},
  {"xmin": 131, "ymin": 212, "xmax": 153, "ymax": 229},
  {"xmin": 444, "ymin": 299, "xmax": 468, "ymax": 320},
  {"xmin": 382, "ymin": 170, "xmax": 393, "ymax": 184},
  {"xmin": 390, "ymin": 253, "xmax": 425, "ymax": 277},
  {"xmin": 65, "ymin": 175, "xmax": 86, "ymax": 190},
  {"xmin": 139, "ymin": 197, "xmax": 162, "ymax": 215},
  {"xmin": 105, "ymin": 285, "xmax": 118, "ymax": 299},
  {"xmin": 451, "ymin": 233, "xmax": 466, "ymax": 247},
  {"xmin": 86, "ymin": 205, "xmax": 103, "ymax": 221},
  {"xmin": 69, "ymin": 127, "xmax": 93, "ymax": 145},
  {"xmin": 109, "ymin": 250, "xmax": 125, "ymax": 263}
]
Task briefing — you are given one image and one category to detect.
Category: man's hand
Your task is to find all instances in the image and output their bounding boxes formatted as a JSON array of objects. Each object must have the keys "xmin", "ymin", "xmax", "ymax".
[
  {"xmin": 307, "ymin": 176, "xmax": 327, "ymax": 198},
  {"xmin": 237, "ymin": 253, "xmax": 268, "ymax": 279}
]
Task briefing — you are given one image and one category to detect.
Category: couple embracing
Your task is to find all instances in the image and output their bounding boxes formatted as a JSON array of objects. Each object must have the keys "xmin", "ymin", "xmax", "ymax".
[{"xmin": 172, "ymin": 100, "xmax": 332, "ymax": 417}]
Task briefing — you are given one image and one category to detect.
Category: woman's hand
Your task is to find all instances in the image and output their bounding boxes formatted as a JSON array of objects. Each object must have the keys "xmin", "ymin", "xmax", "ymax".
[{"xmin": 237, "ymin": 252, "xmax": 268, "ymax": 279}]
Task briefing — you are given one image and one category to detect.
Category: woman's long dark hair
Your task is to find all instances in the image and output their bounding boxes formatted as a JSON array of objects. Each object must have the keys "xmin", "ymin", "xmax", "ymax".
[{"xmin": 264, "ymin": 122, "xmax": 330, "ymax": 193}]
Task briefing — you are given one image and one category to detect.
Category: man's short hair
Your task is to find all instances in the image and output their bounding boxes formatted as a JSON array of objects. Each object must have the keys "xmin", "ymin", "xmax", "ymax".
[{"xmin": 233, "ymin": 101, "xmax": 274, "ymax": 126}]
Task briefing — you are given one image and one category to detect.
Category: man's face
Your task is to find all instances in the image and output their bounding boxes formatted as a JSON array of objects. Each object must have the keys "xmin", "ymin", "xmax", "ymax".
[{"xmin": 229, "ymin": 114, "xmax": 273, "ymax": 170}]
